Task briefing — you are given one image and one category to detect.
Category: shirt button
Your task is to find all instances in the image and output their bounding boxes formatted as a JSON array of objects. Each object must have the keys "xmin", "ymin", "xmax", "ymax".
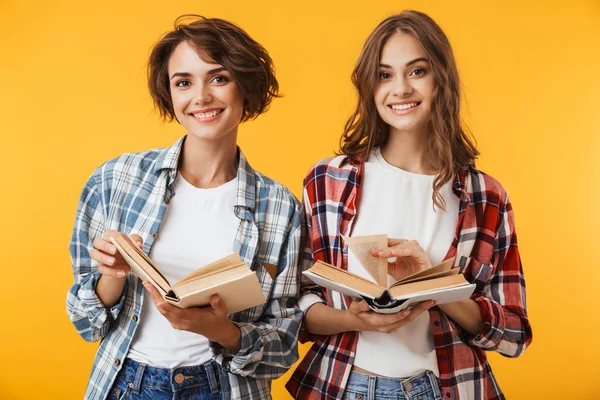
[
  {"xmin": 132, "ymin": 315, "xmax": 138, "ymax": 322},
  {"xmin": 404, "ymin": 381, "xmax": 413, "ymax": 391},
  {"xmin": 434, "ymin": 321, "xmax": 440, "ymax": 327},
  {"xmin": 114, "ymin": 359, "xmax": 120, "ymax": 366},
  {"xmin": 152, "ymin": 232, "xmax": 158, "ymax": 239},
  {"xmin": 446, "ymin": 392, "xmax": 452, "ymax": 398},
  {"xmin": 441, "ymin": 355, "xmax": 447, "ymax": 361}
]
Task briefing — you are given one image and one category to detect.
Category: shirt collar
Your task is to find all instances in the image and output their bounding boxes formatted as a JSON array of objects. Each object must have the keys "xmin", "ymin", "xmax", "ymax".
[{"xmin": 153, "ymin": 135, "xmax": 256, "ymax": 213}]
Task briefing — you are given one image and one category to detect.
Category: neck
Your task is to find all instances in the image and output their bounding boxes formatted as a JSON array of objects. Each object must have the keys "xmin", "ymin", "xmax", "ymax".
[
  {"xmin": 179, "ymin": 132, "xmax": 239, "ymax": 188},
  {"xmin": 380, "ymin": 126, "xmax": 437, "ymax": 175}
]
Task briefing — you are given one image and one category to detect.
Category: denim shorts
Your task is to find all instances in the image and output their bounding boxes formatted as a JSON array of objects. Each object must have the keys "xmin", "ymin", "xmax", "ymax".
[
  {"xmin": 108, "ymin": 358, "xmax": 229, "ymax": 400},
  {"xmin": 342, "ymin": 369, "xmax": 443, "ymax": 400}
]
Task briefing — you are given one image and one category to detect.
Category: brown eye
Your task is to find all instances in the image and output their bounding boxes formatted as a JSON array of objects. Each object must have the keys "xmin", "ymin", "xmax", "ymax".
[
  {"xmin": 379, "ymin": 72, "xmax": 392, "ymax": 80},
  {"xmin": 175, "ymin": 80, "xmax": 191, "ymax": 88},
  {"xmin": 211, "ymin": 75, "xmax": 229, "ymax": 84},
  {"xmin": 409, "ymin": 68, "xmax": 425, "ymax": 77}
]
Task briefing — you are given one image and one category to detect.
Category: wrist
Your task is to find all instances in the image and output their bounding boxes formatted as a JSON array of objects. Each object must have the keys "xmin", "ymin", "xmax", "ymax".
[
  {"xmin": 99, "ymin": 274, "xmax": 127, "ymax": 285},
  {"xmin": 342, "ymin": 309, "xmax": 363, "ymax": 332},
  {"xmin": 213, "ymin": 320, "xmax": 241, "ymax": 353}
]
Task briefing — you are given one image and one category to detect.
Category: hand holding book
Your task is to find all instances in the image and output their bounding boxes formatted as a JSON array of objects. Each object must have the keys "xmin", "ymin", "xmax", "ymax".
[
  {"xmin": 303, "ymin": 234, "xmax": 476, "ymax": 314},
  {"xmin": 90, "ymin": 231, "xmax": 144, "ymax": 308},
  {"xmin": 347, "ymin": 297, "xmax": 436, "ymax": 334},
  {"xmin": 143, "ymin": 282, "xmax": 242, "ymax": 353},
  {"xmin": 370, "ymin": 238, "xmax": 433, "ymax": 281}
]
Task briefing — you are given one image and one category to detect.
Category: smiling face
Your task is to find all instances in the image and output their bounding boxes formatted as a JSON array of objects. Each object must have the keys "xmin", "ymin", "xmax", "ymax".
[
  {"xmin": 374, "ymin": 31, "xmax": 435, "ymax": 135},
  {"xmin": 168, "ymin": 41, "xmax": 244, "ymax": 143}
]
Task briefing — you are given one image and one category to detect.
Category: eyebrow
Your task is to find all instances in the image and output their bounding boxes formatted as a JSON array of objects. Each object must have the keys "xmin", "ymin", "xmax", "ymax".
[
  {"xmin": 170, "ymin": 67, "xmax": 228, "ymax": 80},
  {"xmin": 379, "ymin": 57, "xmax": 429, "ymax": 69}
]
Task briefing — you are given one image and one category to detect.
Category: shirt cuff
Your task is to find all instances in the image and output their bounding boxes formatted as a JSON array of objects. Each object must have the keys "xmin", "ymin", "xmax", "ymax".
[
  {"xmin": 82, "ymin": 272, "xmax": 127, "ymax": 328},
  {"xmin": 298, "ymin": 293, "xmax": 324, "ymax": 314}
]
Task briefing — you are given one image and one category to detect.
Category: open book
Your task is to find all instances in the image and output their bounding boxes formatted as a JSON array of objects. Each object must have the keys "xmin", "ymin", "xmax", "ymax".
[
  {"xmin": 303, "ymin": 235, "xmax": 476, "ymax": 313},
  {"xmin": 110, "ymin": 236, "xmax": 266, "ymax": 313}
]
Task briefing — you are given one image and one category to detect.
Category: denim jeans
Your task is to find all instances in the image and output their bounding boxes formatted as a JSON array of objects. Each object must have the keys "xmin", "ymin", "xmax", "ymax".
[
  {"xmin": 108, "ymin": 358, "xmax": 227, "ymax": 400},
  {"xmin": 342, "ymin": 370, "xmax": 443, "ymax": 400}
]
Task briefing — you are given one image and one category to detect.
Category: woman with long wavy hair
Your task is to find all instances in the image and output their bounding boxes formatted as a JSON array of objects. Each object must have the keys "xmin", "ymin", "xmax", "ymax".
[{"xmin": 287, "ymin": 10, "xmax": 532, "ymax": 400}]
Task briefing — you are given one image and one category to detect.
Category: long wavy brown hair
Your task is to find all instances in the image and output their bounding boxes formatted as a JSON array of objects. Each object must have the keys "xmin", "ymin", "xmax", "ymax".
[{"xmin": 340, "ymin": 10, "xmax": 479, "ymax": 210}]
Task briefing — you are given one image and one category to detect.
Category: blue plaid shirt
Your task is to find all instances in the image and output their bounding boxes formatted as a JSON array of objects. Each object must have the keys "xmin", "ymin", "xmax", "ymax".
[{"xmin": 66, "ymin": 136, "xmax": 303, "ymax": 399}]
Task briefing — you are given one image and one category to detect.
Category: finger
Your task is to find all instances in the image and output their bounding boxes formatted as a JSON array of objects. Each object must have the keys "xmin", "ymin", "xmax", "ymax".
[
  {"xmin": 143, "ymin": 282, "xmax": 165, "ymax": 306},
  {"xmin": 129, "ymin": 234, "xmax": 144, "ymax": 248},
  {"xmin": 370, "ymin": 249, "xmax": 393, "ymax": 258},
  {"xmin": 404, "ymin": 301, "xmax": 436, "ymax": 321},
  {"xmin": 349, "ymin": 299, "xmax": 371, "ymax": 315},
  {"xmin": 102, "ymin": 230, "xmax": 124, "ymax": 240},
  {"xmin": 210, "ymin": 294, "xmax": 228, "ymax": 316},
  {"xmin": 382, "ymin": 316, "xmax": 414, "ymax": 333},
  {"xmin": 379, "ymin": 303, "xmax": 434, "ymax": 333},
  {"xmin": 93, "ymin": 237, "xmax": 117, "ymax": 255},
  {"xmin": 98, "ymin": 264, "xmax": 128, "ymax": 278},
  {"xmin": 390, "ymin": 246, "xmax": 425, "ymax": 258},
  {"xmin": 387, "ymin": 238, "xmax": 409, "ymax": 246},
  {"xmin": 90, "ymin": 248, "xmax": 116, "ymax": 267},
  {"xmin": 361, "ymin": 309, "xmax": 411, "ymax": 328}
]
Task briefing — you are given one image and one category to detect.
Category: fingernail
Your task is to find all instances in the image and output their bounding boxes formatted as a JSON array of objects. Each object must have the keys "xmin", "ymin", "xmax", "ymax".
[
  {"xmin": 117, "ymin": 271, "xmax": 125, "ymax": 277},
  {"xmin": 108, "ymin": 245, "xmax": 116, "ymax": 253}
]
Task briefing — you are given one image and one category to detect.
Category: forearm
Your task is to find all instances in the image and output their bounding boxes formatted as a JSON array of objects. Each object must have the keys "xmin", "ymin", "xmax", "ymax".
[
  {"xmin": 214, "ymin": 321, "xmax": 241, "ymax": 354},
  {"xmin": 305, "ymin": 303, "xmax": 357, "ymax": 335},
  {"xmin": 438, "ymin": 299, "xmax": 483, "ymax": 335},
  {"xmin": 96, "ymin": 275, "xmax": 127, "ymax": 307}
]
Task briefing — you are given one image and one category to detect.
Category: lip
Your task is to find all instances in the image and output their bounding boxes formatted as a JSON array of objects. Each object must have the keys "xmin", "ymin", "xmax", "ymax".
[
  {"xmin": 387, "ymin": 101, "xmax": 421, "ymax": 115},
  {"xmin": 189, "ymin": 108, "xmax": 224, "ymax": 123}
]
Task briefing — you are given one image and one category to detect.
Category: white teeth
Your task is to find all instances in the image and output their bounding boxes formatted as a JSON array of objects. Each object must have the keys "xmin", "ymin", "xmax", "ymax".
[
  {"xmin": 390, "ymin": 103, "xmax": 418, "ymax": 110},
  {"xmin": 193, "ymin": 110, "xmax": 221, "ymax": 119}
]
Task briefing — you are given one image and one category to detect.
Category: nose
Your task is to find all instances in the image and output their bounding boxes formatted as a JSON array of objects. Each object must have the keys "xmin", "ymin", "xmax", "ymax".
[
  {"xmin": 392, "ymin": 76, "xmax": 412, "ymax": 97},
  {"xmin": 193, "ymin": 84, "xmax": 213, "ymax": 104}
]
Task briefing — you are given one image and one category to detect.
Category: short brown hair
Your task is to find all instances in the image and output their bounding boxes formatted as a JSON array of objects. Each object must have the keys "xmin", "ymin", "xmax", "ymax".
[
  {"xmin": 148, "ymin": 15, "xmax": 279, "ymax": 122},
  {"xmin": 340, "ymin": 10, "xmax": 479, "ymax": 210}
]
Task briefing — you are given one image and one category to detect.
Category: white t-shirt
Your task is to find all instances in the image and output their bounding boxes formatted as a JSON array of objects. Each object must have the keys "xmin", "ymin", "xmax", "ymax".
[
  {"xmin": 349, "ymin": 148, "xmax": 459, "ymax": 378},
  {"xmin": 127, "ymin": 174, "xmax": 239, "ymax": 368}
]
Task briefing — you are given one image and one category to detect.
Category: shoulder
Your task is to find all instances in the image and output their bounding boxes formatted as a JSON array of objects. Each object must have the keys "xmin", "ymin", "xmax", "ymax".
[
  {"xmin": 304, "ymin": 155, "xmax": 357, "ymax": 185},
  {"xmin": 252, "ymin": 170, "xmax": 302, "ymax": 216},
  {"xmin": 466, "ymin": 166, "xmax": 510, "ymax": 206},
  {"xmin": 89, "ymin": 147, "xmax": 166, "ymax": 186}
]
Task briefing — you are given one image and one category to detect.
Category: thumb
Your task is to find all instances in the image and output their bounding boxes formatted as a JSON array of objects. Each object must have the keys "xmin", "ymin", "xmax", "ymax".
[
  {"xmin": 210, "ymin": 294, "xmax": 228, "ymax": 316},
  {"xmin": 129, "ymin": 234, "xmax": 144, "ymax": 248},
  {"xmin": 349, "ymin": 299, "xmax": 370, "ymax": 314}
]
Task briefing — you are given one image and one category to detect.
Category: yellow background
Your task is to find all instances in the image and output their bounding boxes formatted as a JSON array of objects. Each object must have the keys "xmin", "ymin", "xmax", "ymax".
[{"xmin": 1, "ymin": 0, "xmax": 599, "ymax": 399}]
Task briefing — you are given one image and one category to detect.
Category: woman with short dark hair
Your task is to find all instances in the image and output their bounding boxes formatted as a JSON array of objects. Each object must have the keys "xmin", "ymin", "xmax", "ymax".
[{"xmin": 66, "ymin": 16, "xmax": 302, "ymax": 400}]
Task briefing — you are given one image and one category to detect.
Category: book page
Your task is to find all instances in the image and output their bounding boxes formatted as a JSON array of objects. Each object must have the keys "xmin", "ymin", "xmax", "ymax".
[
  {"xmin": 169, "ymin": 271, "xmax": 266, "ymax": 313},
  {"xmin": 391, "ymin": 257, "xmax": 456, "ymax": 286},
  {"xmin": 110, "ymin": 236, "xmax": 171, "ymax": 295},
  {"xmin": 173, "ymin": 253, "xmax": 246, "ymax": 288},
  {"xmin": 343, "ymin": 234, "xmax": 388, "ymax": 286},
  {"xmin": 304, "ymin": 260, "xmax": 385, "ymax": 298},
  {"xmin": 389, "ymin": 273, "xmax": 467, "ymax": 298}
]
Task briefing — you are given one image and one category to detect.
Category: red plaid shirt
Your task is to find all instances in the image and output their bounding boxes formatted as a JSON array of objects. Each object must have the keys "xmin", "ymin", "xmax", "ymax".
[{"xmin": 286, "ymin": 155, "xmax": 532, "ymax": 400}]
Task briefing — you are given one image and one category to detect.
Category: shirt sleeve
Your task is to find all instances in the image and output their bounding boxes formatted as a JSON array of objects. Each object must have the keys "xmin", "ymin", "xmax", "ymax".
[
  {"xmin": 66, "ymin": 174, "xmax": 127, "ymax": 342},
  {"xmin": 467, "ymin": 192, "xmax": 533, "ymax": 357},
  {"xmin": 219, "ymin": 203, "xmax": 304, "ymax": 380}
]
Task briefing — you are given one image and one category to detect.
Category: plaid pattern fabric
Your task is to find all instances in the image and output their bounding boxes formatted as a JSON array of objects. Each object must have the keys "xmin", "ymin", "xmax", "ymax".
[
  {"xmin": 286, "ymin": 155, "xmax": 532, "ymax": 400},
  {"xmin": 66, "ymin": 136, "xmax": 303, "ymax": 400}
]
